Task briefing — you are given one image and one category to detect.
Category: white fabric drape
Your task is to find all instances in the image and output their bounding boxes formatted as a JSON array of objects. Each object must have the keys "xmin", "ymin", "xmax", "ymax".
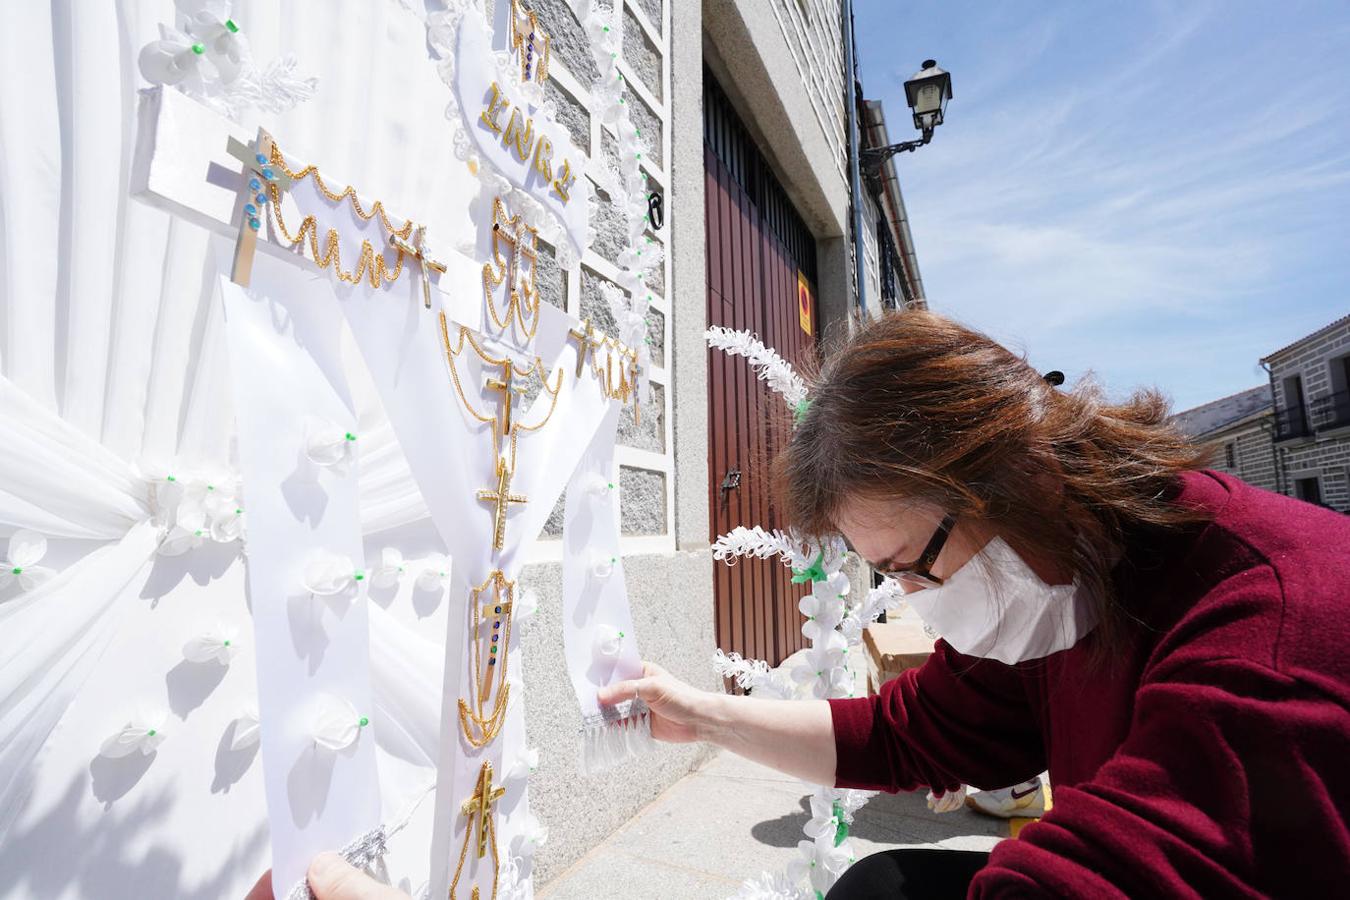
[{"xmin": 0, "ymin": 3, "xmax": 497, "ymax": 897}]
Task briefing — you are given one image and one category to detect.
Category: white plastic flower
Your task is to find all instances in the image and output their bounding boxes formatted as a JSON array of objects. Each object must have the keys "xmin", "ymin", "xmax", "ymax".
[
  {"xmin": 731, "ymin": 870, "xmax": 809, "ymax": 900},
  {"xmin": 100, "ymin": 710, "xmax": 168, "ymax": 758},
  {"xmin": 790, "ymin": 643, "xmax": 850, "ymax": 700},
  {"xmin": 787, "ymin": 837, "xmax": 852, "ymax": 896},
  {"xmin": 799, "ymin": 591, "xmax": 845, "ymax": 644},
  {"xmin": 510, "ymin": 812, "xmax": 548, "ymax": 858},
  {"xmin": 592, "ymin": 623, "xmax": 625, "ymax": 658},
  {"xmin": 369, "ymin": 547, "xmax": 405, "ymax": 588},
  {"xmin": 230, "ymin": 703, "xmax": 261, "ymax": 750},
  {"xmin": 1, "ymin": 529, "xmax": 55, "ymax": 592},
  {"xmin": 506, "ymin": 746, "xmax": 539, "ymax": 784},
  {"xmin": 178, "ymin": 0, "xmax": 247, "ymax": 81},
  {"xmin": 310, "ymin": 694, "xmax": 370, "ymax": 752},
  {"xmin": 159, "ymin": 507, "xmax": 207, "ymax": 556},
  {"xmin": 304, "ymin": 418, "xmax": 359, "ymax": 475},
  {"xmin": 590, "ymin": 553, "xmax": 616, "ymax": 579},
  {"xmin": 302, "ymin": 552, "xmax": 363, "ymax": 596},
  {"xmin": 801, "ymin": 794, "xmax": 846, "ymax": 845},
  {"xmin": 416, "ymin": 554, "xmax": 452, "ymax": 591},
  {"xmin": 183, "ymin": 624, "xmax": 240, "ymax": 665},
  {"xmin": 582, "ymin": 473, "xmax": 617, "ymax": 499}
]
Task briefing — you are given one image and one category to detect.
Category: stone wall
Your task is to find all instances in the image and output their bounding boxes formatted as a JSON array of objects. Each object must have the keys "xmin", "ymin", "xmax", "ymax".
[{"xmin": 1266, "ymin": 317, "xmax": 1350, "ymax": 512}]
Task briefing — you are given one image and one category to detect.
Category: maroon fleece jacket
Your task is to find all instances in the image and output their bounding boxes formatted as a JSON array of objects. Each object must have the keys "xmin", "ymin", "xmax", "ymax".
[{"xmin": 828, "ymin": 470, "xmax": 1350, "ymax": 897}]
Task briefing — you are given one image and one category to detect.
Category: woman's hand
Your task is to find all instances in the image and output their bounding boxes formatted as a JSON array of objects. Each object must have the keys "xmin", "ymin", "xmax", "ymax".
[
  {"xmin": 244, "ymin": 854, "xmax": 409, "ymax": 900},
  {"xmin": 596, "ymin": 660, "xmax": 717, "ymax": 744}
]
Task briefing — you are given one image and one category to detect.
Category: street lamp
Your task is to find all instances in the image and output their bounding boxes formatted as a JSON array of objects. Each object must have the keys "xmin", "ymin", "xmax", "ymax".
[{"xmin": 862, "ymin": 59, "xmax": 953, "ymax": 168}]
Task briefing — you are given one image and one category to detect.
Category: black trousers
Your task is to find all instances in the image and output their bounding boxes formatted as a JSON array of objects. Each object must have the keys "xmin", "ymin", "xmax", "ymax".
[{"xmin": 824, "ymin": 849, "xmax": 990, "ymax": 899}]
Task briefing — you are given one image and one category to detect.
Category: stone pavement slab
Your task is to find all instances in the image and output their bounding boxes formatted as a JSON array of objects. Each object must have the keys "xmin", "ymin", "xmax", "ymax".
[{"xmin": 538, "ymin": 750, "xmax": 1006, "ymax": 899}]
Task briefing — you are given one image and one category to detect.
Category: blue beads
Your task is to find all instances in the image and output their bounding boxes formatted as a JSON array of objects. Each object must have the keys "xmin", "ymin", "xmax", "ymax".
[
  {"xmin": 247, "ymin": 217, "xmax": 260, "ymax": 231},
  {"xmin": 254, "ymin": 152, "xmax": 267, "ymax": 166},
  {"xmin": 244, "ymin": 203, "xmax": 257, "ymax": 217},
  {"xmin": 255, "ymin": 192, "xmax": 267, "ymax": 205},
  {"xmin": 493, "ymin": 621, "xmax": 500, "ymax": 629},
  {"xmin": 488, "ymin": 658, "xmax": 497, "ymax": 666},
  {"xmin": 494, "ymin": 605, "xmax": 501, "ymax": 614},
  {"xmin": 261, "ymin": 166, "xmax": 275, "ymax": 180},
  {"xmin": 491, "ymin": 634, "xmax": 499, "ymax": 643},
  {"xmin": 249, "ymin": 177, "xmax": 262, "ymax": 191}
]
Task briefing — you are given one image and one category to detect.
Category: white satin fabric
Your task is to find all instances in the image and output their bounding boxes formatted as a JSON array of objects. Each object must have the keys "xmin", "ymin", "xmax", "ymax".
[{"xmin": 0, "ymin": 3, "xmax": 500, "ymax": 897}]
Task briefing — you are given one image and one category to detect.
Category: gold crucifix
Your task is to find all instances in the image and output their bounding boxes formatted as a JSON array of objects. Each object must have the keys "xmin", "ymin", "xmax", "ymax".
[
  {"xmin": 388, "ymin": 224, "xmax": 446, "ymax": 309},
  {"xmin": 485, "ymin": 361, "xmax": 529, "ymax": 433},
  {"xmin": 462, "ymin": 761, "xmax": 506, "ymax": 859},
  {"xmin": 477, "ymin": 457, "xmax": 528, "ymax": 550},
  {"xmin": 449, "ymin": 761, "xmax": 506, "ymax": 900},
  {"xmin": 568, "ymin": 318, "xmax": 594, "ymax": 378}
]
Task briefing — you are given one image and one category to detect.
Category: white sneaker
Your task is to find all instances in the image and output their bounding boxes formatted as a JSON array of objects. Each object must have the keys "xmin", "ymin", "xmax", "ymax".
[{"xmin": 965, "ymin": 779, "xmax": 1045, "ymax": 818}]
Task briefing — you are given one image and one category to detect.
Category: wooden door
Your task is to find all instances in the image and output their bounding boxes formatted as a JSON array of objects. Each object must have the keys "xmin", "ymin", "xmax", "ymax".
[{"xmin": 704, "ymin": 72, "xmax": 819, "ymax": 672}]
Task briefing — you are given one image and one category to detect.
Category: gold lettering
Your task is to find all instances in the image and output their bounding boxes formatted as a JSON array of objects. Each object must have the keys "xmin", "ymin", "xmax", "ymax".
[
  {"xmin": 502, "ymin": 109, "xmax": 535, "ymax": 163},
  {"xmin": 479, "ymin": 82, "xmax": 509, "ymax": 135},
  {"xmin": 532, "ymin": 136, "xmax": 554, "ymax": 181},
  {"xmin": 551, "ymin": 159, "xmax": 576, "ymax": 204}
]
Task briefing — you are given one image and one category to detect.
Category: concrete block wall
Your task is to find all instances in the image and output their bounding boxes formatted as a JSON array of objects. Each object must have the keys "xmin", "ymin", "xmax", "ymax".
[{"xmin": 1204, "ymin": 420, "xmax": 1279, "ymax": 494}]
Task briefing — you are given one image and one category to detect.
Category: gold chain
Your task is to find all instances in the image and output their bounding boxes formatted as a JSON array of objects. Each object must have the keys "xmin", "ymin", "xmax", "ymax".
[
  {"xmin": 457, "ymin": 571, "xmax": 515, "ymax": 748},
  {"xmin": 482, "ymin": 197, "xmax": 541, "ymax": 339},
  {"xmin": 438, "ymin": 313, "xmax": 563, "ymax": 472},
  {"xmin": 268, "ymin": 144, "xmax": 412, "ymax": 237},
  {"xmin": 449, "ymin": 771, "xmax": 501, "ymax": 900},
  {"xmin": 262, "ymin": 142, "xmax": 415, "ymax": 289}
]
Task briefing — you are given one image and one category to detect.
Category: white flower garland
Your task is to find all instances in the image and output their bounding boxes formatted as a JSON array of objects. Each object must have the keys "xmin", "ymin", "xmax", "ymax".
[
  {"xmin": 707, "ymin": 328, "xmax": 910, "ymax": 900},
  {"xmin": 705, "ymin": 326, "xmax": 810, "ymax": 413}
]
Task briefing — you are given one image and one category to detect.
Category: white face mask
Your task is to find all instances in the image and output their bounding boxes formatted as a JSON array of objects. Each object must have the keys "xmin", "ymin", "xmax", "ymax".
[{"xmin": 902, "ymin": 537, "xmax": 1097, "ymax": 664}]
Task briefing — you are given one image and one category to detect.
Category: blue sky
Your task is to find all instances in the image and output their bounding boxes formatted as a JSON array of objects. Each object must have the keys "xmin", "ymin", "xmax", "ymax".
[{"xmin": 854, "ymin": 0, "xmax": 1350, "ymax": 410}]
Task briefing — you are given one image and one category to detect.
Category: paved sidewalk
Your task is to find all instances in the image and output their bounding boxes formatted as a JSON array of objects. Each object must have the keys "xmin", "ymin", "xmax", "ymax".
[{"xmin": 537, "ymin": 750, "xmax": 1006, "ymax": 899}]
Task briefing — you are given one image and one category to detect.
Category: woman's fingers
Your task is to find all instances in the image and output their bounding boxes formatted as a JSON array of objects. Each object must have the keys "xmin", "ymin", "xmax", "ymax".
[
  {"xmin": 307, "ymin": 852, "xmax": 407, "ymax": 900},
  {"xmin": 596, "ymin": 677, "xmax": 644, "ymax": 706}
]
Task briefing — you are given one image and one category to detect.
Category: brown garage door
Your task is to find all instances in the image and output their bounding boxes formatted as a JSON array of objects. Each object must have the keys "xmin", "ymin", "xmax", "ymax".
[{"xmin": 704, "ymin": 71, "xmax": 819, "ymax": 672}]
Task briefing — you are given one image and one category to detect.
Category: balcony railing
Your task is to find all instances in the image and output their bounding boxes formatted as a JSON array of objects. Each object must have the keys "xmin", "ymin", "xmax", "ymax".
[
  {"xmin": 1273, "ymin": 404, "xmax": 1312, "ymax": 442},
  {"xmin": 1311, "ymin": 389, "xmax": 1350, "ymax": 432}
]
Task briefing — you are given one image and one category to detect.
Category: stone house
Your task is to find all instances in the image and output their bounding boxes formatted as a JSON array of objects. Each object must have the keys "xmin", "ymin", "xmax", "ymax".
[
  {"xmin": 1261, "ymin": 314, "xmax": 1350, "ymax": 511},
  {"xmin": 517, "ymin": 0, "xmax": 928, "ymax": 883},
  {"xmin": 1170, "ymin": 385, "xmax": 1277, "ymax": 492}
]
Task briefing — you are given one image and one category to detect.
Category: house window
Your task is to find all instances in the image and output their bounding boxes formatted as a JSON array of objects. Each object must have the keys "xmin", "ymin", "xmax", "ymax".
[
  {"xmin": 1223, "ymin": 443, "xmax": 1236, "ymax": 469},
  {"xmin": 1276, "ymin": 374, "xmax": 1310, "ymax": 440},
  {"xmin": 1294, "ymin": 476, "xmax": 1323, "ymax": 506}
]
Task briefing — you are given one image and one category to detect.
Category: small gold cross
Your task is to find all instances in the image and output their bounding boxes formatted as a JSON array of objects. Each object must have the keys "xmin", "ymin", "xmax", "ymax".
[
  {"xmin": 568, "ymin": 319, "xmax": 594, "ymax": 378},
  {"xmin": 460, "ymin": 761, "xmax": 506, "ymax": 860},
  {"xmin": 485, "ymin": 361, "xmax": 529, "ymax": 433},
  {"xmin": 388, "ymin": 224, "xmax": 447, "ymax": 309},
  {"xmin": 476, "ymin": 457, "xmax": 528, "ymax": 550}
]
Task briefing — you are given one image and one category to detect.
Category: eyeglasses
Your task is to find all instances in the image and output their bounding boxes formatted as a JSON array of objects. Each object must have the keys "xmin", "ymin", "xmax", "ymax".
[{"xmin": 875, "ymin": 513, "xmax": 957, "ymax": 589}]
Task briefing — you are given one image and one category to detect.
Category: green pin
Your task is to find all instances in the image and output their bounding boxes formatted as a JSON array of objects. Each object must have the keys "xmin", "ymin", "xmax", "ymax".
[
  {"xmin": 11, "ymin": 567, "xmax": 21, "ymax": 575},
  {"xmin": 345, "ymin": 432, "xmax": 357, "ymax": 441},
  {"xmin": 225, "ymin": 18, "xmax": 239, "ymax": 33},
  {"xmin": 191, "ymin": 43, "xmax": 205, "ymax": 55},
  {"xmin": 353, "ymin": 571, "xmax": 365, "ymax": 581},
  {"xmin": 166, "ymin": 475, "xmax": 176, "ymax": 482},
  {"xmin": 147, "ymin": 729, "xmax": 157, "ymax": 737},
  {"xmin": 358, "ymin": 716, "xmax": 369, "ymax": 727}
]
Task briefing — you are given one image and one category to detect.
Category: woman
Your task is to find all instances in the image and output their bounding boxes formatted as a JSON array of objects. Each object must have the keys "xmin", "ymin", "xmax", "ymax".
[
  {"xmin": 271, "ymin": 312, "xmax": 1350, "ymax": 898},
  {"xmin": 603, "ymin": 313, "xmax": 1350, "ymax": 896}
]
